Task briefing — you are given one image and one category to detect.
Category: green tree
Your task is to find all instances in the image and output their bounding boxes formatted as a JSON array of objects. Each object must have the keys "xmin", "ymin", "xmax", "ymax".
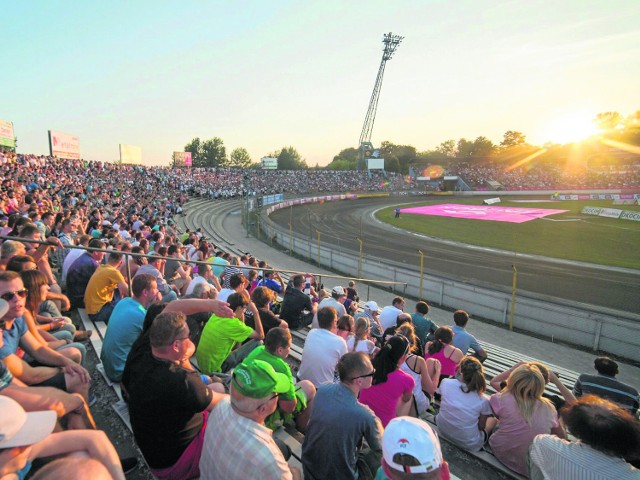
[
  {"xmin": 457, "ymin": 138, "xmax": 474, "ymax": 157},
  {"xmin": 380, "ymin": 141, "xmax": 416, "ymax": 174},
  {"xmin": 473, "ymin": 136, "xmax": 495, "ymax": 157},
  {"xmin": 500, "ymin": 131, "xmax": 526, "ymax": 148},
  {"xmin": 270, "ymin": 146, "xmax": 307, "ymax": 170},
  {"xmin": 326, "ymin": 147, "xmax": 358, "ymax": 170},
  {"xmin": 228, "ymin": 147, "xmax": 252, "ymax": 168},
  {"xmin": 202, "ymin": 137, "xmax": 227, "ymax": 167},
  {"xmin": 595, "ymin": 112, "xmax": 622, "ymax": 131},
  {"xmin": 184, "ymin": 137, "xmax": 204, "ymax": 167},
  {"xmin": 435, "ymin": 139, "xmax": 456, "ymax": 157}
]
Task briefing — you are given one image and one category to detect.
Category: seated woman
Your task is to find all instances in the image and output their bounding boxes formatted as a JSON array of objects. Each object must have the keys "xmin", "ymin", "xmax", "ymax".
[
  {"xmin": 398, "ymin": 323, "xmax": 440, "ymax": 416},
  {"xmin": 336, "ymin": 314, "xmax": 354, "ymax": 342},
  {"xmin": 20, "ymin": 270, "xmax": 87, "ymax": 365},
  {"xmin": 347, "ymin": 317, "xmax": 378, "ymax": 356},
  {"xmin": 489, "ymin": 364, "xmax": 565, "ymax": 477},
  {"xmin": 359, "ymin": 335, "xmax": 415, "ymax": 427},
  {"xmin": 436, "ymin": 356, "xmax": 493, "ymax": 452},
  {"xmin": 424, "ymin": 326, "xmax": 463, "ymax": 385}
]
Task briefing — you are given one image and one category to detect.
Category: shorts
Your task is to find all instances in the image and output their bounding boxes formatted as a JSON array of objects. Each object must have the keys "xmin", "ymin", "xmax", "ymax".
[{"xmin": 34, "ymin": 370, "xmax": 67, "ymax": 390}]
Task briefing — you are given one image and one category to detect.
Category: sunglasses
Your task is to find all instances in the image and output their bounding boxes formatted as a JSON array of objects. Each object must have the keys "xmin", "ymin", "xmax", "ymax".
[
  {"xmin": 353, "ymin": 368, "xmax": 376, "ymax": 380},
  {"xmin": 0, "ymin": 289, "xmax": 28, "ymax": 302}
]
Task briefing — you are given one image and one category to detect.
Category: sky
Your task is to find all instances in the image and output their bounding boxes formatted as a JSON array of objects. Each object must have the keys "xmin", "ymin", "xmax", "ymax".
[{"xmin": 2, "ymin": 0, "xmax": 640, "ymax": 166}]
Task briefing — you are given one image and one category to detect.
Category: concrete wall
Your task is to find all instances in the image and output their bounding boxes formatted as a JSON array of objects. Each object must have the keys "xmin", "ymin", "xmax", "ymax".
[{"xmin": 264, "ymin": 198, "xmax": 640, "ymax": 362}]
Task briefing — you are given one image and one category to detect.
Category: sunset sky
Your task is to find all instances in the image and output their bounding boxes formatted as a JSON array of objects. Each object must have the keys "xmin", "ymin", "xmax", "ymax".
[{"xmin": 2, "ymin": 1, "xmax": 639, "ymax": 166}]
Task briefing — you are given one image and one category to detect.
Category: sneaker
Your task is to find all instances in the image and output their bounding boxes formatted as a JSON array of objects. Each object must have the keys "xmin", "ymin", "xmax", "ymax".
[{"xmin": 120, "ymin": 457, "xmax": 139, "ymax": 474}]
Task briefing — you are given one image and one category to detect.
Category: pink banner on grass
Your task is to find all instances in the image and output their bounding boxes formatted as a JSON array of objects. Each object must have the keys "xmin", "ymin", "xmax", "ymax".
[{"xmin": 400, "ymin": 204, "xmax": 568, "ymax": 223}]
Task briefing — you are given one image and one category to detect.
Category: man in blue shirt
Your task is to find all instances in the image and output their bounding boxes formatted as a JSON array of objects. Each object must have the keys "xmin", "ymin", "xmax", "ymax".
[
  {"xmin": 258, "ymin": 270, "xmax": 285, "ymax": 295},
  {"xmin": 100, "ymin": 273, "xmax": 159, "ymax": 382},
  {"xmin": 450, "ymin": 310, "xmax": 487, "ymax": 363}
]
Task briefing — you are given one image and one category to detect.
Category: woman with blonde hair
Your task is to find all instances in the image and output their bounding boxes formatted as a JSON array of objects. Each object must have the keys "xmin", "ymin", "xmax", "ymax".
[
  {"xmin": 436, "ymin": 356, "xmax": 493, "ymax": 451},
  {"xmin": 346, "ymin": 316, "xmax": 378, "ymax": 355},
  {"xmin": 489, "ymin": 364, "xmax": 565, "ymax": 477},
  {"xmin": 398, "ymin": 322, "xmax": 440, "ymax": 415}
]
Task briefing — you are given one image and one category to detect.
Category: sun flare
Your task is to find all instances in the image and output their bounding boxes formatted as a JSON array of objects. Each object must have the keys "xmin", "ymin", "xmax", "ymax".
[{"xmin": 543, "ymin": 113, "xmax": 599, "ymax": 144}]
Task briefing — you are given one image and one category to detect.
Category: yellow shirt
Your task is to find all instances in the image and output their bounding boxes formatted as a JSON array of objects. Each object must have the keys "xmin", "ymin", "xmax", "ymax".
[{"xmin": 84, "ymin": 264, "xmax": 125, "ymax": 314}]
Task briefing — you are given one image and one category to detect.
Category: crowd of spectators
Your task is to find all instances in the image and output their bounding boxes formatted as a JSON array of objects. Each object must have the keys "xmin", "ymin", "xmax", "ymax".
[
  {"xmin": 447, "ymin": 161, "xmax": 640, "ymax": 190},
  {"xmin": 0, "ymin": 147, "xmax": 638, "ymax": 479}
]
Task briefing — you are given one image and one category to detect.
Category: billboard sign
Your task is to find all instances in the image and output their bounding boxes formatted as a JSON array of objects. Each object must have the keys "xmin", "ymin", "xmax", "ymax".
[
  {"xmin": 367, "ymin": 158, "xmax": 385, "ymax": 170},
  {"xmin": 261, "ymin": 157, "xmax": 278, "ymax": 169},
  {"xmin": 173, "ymin": 151, "xmax": 192, "ymax": 166},
  {"xmin": 49, "ymin": 130, "xmax": 80, "ymax": 160},
  {"xmin": 119, "ymin": 144, "xmax": 142, "ymax": 164},
  {"xmin": 0, "ymin": 119, "xmax": 15, "ymax": 148},
  {"xmin": 184, "ymin": 152, "xmax": 192, "ymax": 166}
]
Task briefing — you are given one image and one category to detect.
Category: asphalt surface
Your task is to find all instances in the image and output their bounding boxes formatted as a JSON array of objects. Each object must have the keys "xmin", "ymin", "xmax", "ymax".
[{"xmin": 270, "ymin": 196, "xmax": 640, "ymax": 315}]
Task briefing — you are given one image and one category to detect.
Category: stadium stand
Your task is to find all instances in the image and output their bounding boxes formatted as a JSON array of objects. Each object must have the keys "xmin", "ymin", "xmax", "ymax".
[{"xmin": 1, "ymin": 149, "xmax": 638, "ymax": 479}]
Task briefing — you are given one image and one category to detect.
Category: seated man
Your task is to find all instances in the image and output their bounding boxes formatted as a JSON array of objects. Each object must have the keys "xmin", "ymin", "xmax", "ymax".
[
  {"xmin": 184, "ymin": 263, "xmax": 220, "ymax": 296},
  {"xmin": 450, "ymin": 310, "xmax": 487, "ymax": 363},
  {"xmin": 84, "ymin": 251, "xmax": 129, "ymax": 324},
  {"xmin": 355, "ymin": 301, "xmax": 383, "ymax": 340},
  {"xmin": 298, "ymin": 307, "xmax": 348, "ymax": 387},
  {"xmin": 100, "ymin": 274, "xmax": 159, "ymax": 383},
  {"xmin": 164, "ymin": 244, "xmax": 191, "ymax": 296},
  {"xmin": 196, "ymin": 292, "xmax": 264, "ymax": 374},
  {"xmin": 245, "ymin": 328, "xmax": 316, "ymax": 432},
  {"xmin": 573, "ymin": 356, "xmax": 639, "ymax": 414},
  {"xmin": 122, "ymin": 311, "xmax": 227, "ymax": 480},
  {"xmin": 529, "ymin": 395, "xmax": 640, "ymax": 479},
  {"xmin": 379, "ymin": 297, "xmax": 406, "ymax": 332},
  {"xmin": 411, "ymin": 301, "xmax": 438, "ymax": 345},
  {"xmin": 257, "ymin": 270, "xmax": 285, "ymax": 295},
  {"xmin": 302, "ymin": 352, "xmax": 383, "ymax": 480},
  {"xmin": 0, "ymin": 271, "xmax": 90, "ymax": 399},
  {"xmin": 217, "ymin": 272, "xmax": 247, "ymax": 303},
  {"xmin": 279, "ymin": 274, "xmax": 316, "ymax": 330},
  {"xmin": 134, "ymin": 254, "xmax": 178, "ymax": 303},
  {"xmin": 66, "ymin": 239, "xmax": 106, "ymax": 310},
  {"xmin": 199, "ymin": 358, "xmax": 301, "ymax": 480},
  {"xmin": 312, "ymin": 286, "xmax": 347, "ymax": 328},
  {"xmin": 376, "ymin": 417, "xmax": 450, "ymax": 480}
]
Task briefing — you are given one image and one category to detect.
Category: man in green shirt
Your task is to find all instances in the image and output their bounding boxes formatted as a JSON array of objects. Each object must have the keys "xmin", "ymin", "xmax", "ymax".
[
  {"xmin": 411, "ymin": 301, "xmax": 438, "ymax": 346},
  {"xmin": 245, "ymin": 327, "xmax": 316, "ymax": 433},
  {"xmin": 196, "ymin": 292, "xmax": 263, "ymax": 374}
]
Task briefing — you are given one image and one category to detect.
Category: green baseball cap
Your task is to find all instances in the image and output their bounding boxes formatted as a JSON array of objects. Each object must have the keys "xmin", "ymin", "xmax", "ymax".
[{"xmin": 232, "ymin": 359, "xmax": 290, "ymax": 399}]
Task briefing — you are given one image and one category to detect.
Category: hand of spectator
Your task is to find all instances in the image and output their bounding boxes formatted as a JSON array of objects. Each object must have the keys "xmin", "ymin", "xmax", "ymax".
[
  {"xmin": 0, "ymin": 446, "xmax": 32, "ymax": 478},
  {"xmin": 427, "ymin": 357, "xmax": 441, "ymax": 374},
  {"xmin": 211, "ymin": 300, "xmax": 234, "ymax": 319},
  {"xmin": 46, "ymin": 236, "xmax": 63, "ymax": 248},
  {"xmin": 59, "ymin": 295, "xmax": 71, "ymax": 312},
  {"xmin": 63, "ymin": 362, "xmax": 91, "ymax": 384},
  {"xmin": 52, "ymin": 318, "xmax": 67, "ymax": 330}
]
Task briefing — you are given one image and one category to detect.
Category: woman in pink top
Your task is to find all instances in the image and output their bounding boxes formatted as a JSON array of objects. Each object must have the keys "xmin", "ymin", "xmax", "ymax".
[
  {"xmin": 359, "ymin": 335, "xmax": 415, "ymax": 427},
  {"xmin": 489, "ymin": 364, "xmax": 565, "ymax": 477},
  {"xmin": 424, "ymin": 327, "xmax": 463, "ymax": 385}
]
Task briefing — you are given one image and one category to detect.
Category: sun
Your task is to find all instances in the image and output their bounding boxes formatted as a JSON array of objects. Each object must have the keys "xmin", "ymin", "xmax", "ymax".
[{"xmin": 543, "ymin": 113, "xmax": 599, "ymax": 144}]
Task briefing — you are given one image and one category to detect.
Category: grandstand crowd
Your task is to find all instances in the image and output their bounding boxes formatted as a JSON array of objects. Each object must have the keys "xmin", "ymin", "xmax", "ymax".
[{"xmin": 0, "ymin": 149, "xmax": 639, "ymax": 480}]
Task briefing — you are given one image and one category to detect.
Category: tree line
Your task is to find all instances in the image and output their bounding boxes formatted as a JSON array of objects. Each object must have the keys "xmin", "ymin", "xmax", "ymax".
[{"xmin": 176, "ymin": 109, "xmax": 639, "ymax": 171}]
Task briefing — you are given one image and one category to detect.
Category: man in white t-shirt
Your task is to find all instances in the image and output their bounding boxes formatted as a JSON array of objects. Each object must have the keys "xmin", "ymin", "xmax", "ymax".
[
  {"xmin": 298, "ymin": 307, "xmax": 347, "ymax": 387},
  {"xmin": 184, "ymin": 264, "xmax": 218, "ymax": 297},
  {"xmin": 379, "ymin": 297, "xmax": 406, "ymax": 332},
  {"xmin": 312, "ymin": 286, "xmax": 347, "ymax": 329}
]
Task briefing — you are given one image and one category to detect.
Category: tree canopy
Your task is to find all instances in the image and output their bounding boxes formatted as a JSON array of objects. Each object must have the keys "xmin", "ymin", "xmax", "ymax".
[
  {"xmin": 267, "ymin": 146, "xmax": 308, "ymax": 170},
  {"xmin": 228, "ymin": 147, "xmax": 253, "ymax": 168},
  {"xmin": 184, "ymin": 137, "xmax": 227, "ymax": 168}
]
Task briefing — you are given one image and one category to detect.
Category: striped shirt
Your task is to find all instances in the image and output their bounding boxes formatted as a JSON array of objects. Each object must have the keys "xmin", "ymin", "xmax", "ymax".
[
  {"xmin": 199, "ymin": 398, "xmax": 292, "ymax": 480},
  {"xmin": 529, "ymin": 434, "xmax": 639, "ymax": 479}
]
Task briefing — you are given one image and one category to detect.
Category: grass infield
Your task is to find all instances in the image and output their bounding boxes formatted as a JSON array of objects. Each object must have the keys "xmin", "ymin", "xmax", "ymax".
[{"xmin": 376, "ymin": 199, "xmax": 640, "ymax": 269}]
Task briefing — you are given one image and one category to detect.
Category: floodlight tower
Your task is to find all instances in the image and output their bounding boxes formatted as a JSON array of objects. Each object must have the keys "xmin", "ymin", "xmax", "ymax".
[{"xmin": 358, "ymin": 32, "xmax": 404, "ymax": 170}]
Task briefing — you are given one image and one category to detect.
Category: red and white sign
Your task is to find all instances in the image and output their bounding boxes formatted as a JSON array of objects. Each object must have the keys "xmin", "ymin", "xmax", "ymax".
[
  {"xmin": 49, "ymin": 130, "xmax": 80, "ymax": 160},
  {"xmin": 598, "ymin": 208, "xmax": 622, "ymax": 219}
]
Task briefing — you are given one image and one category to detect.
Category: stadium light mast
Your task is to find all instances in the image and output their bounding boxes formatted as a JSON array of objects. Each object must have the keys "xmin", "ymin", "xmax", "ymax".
[{"xmin": 358, "ymin": 32, "xmax": 403, "ymax": 170}]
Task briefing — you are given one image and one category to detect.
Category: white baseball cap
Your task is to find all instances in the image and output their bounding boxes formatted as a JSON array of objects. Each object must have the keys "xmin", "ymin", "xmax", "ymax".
[
  {"xmin": 382, "ymin": 417, "xmax": 443, "ymax": 475},
  {"xmin": 364, "ymin": 301, "xmax": 379, "ymax": 312},
  {"xmin": 332, "ymin": 286, "xmax": 346, "ymax": 297},
  {"xmin": 0, "ymin": 396, "xmax": 57, "ymax": 449}
]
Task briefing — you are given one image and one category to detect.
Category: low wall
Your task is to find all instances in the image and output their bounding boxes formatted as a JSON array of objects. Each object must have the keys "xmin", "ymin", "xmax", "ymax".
[{"xmin": 262, "ymin": 194, "xmax": 640, "ymax": 362}]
